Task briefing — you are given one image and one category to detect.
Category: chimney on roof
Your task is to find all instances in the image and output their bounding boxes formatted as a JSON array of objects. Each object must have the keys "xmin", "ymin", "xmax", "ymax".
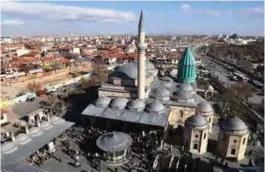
[
  {"xmin": 11, "ymin": 131, "xmax": 16, "ymax": 142},
  {"xmin": 36, "ymin": 117, "xmax": 41, "ymax": 127},
  {"xmin": 47, "ymin": 114, "xmax": 51, "ymax": 122},
  {"xmin": 25, "ymin": 125, "xmax": 29, "ymax": 134}
]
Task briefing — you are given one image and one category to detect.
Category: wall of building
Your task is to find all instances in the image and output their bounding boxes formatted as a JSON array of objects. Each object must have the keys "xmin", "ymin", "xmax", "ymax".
[
  {"xmin": 0, "ymin": 113, "xmax": 8, "ymax": 125},
  {"xmin": 217, "ymin": 131, "xmax": 248, "ymax": 160},
  {"xmin": 98, "ymin": 90, "xmax": 131, "ymax": 98},
  {"xmin": 190, "ymin": 130, "xmax": 204, "ymax": 153},
  {"xmin": 184, "ymin": 127, "xmax": 192, "ymax": 149},
  {"xmin": 217, "ymin": 132, "xmax": 229, "ymax": 156},
  {"xmin": 17, "ymin": 49, "xmax": 30, "ymax": 57},
  {"xmin": 199, "ymin": 130, "xmax": 208, "ymax": 154},
  {"xmin": 237, "ymin": 134, "xmax": 249, "ymax": 160},
  {"xmin": 168, "ymin": 106, "xmax": 196, "ymax": 127}
]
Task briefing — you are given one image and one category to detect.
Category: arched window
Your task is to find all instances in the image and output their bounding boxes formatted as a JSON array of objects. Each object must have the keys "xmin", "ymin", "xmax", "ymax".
[
  {"xmin": 180, "ymin": 110, "xmax": 184, "ymax": 118},
  {"xmin": 209, "ymin": 118, "xmax": 211, "ymax": 123},
  {"xmin": 204, "ymin": 133, "xmax": 206, "ymax": 139},
  {"xmin": 243, "ymin": 137, "xmax": 246, "ymax": 145}
]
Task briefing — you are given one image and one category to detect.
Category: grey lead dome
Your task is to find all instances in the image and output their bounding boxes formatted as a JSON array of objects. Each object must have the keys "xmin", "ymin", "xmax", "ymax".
[
  {"xmin": 127, "ymin": 99, "xmax": 145, "ymax": 111},
  {"xmin": 171, "ymin": 90, "xmax": 194, "ymax": 101},
  {"xmin": 146, "ymin": 100, "xmax": 166, "ymax": 113},
  {"xmin": 197, "ymin": 101, "xmax": 213, "ymax": 114},
  {"xmin": 40, "ymin": 121, "xmax": 53, "ymax": 130},
  {"xmin": 160, "ymin": 76, "xmax": 173, "ymax": 82},
  {"xmin": 111, "ymin": 97, "xmax": 128, "ymax": 109},
  {"xmin": 29, "ymin": 127, "xmax": 43, "ymax": 137},
  {"xmin": 150, "ymin": 87, "xmax": 170, "ymax": 100},
  {"xmin": 95, "ymin": 97, "xmax": 111, "ymax": 107},
  {"xmin": 114, "ymin": 61, "xmax": 155, "ymax": 79},
  {"xmin": 51, "ymin": 115, "xmax": 65, "ymax": 124},
  {"xmin": 178, "ymin": 83, "xmax": 194, "ymax": 93},
  {"xmin": 221, "ymin": 117, "xmax": 248, "ymax": 133},
  {"xmin": 186, "ymin": 114, "xmax": 209, "ymax": 130},
  {"xmin": 15, "ymin": 133, "xmax": 31, "ymax": 145},
  {"xmin": 1, "ymin": 141, "xmax": 17, "ymax": 154}
]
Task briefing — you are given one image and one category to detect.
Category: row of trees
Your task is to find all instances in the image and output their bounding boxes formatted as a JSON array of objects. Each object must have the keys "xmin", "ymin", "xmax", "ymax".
[
  {"xmin": 208, "ymin": 42, "xmax": 264, "ymax": 63},
  {"xmin": 206, "ymin": 42, "xmax": 264, "ymax": 79}
]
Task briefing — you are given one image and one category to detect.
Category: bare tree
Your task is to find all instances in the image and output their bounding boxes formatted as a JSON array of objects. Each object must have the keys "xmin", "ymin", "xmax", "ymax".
[
  {"xmin": 27, "ymin": 81, "xmax": 41, "ymax": 92},
  {"xmin": 92, "ymin": 56, "xmax": 109, "ymax": 83},
  {"xmin": 229, "ymin": 83, "xmax": 254, "ymax": 103}
]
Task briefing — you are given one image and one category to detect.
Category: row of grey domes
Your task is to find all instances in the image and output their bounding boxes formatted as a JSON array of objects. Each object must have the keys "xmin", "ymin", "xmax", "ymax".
[
  {"xmin": 95, "ymin": 97, "xmax": 166, "ymax": 113},
  {"xmin": 150, "ymin": 82, "xmax": 197, "ymax": 102},
  {"xmin": 1, "ymin": 116, "xmax": 65, "ymax": 154},
  {"xmin": 186, "ymin": 113, "xmax": 248, "ymax": 134}
]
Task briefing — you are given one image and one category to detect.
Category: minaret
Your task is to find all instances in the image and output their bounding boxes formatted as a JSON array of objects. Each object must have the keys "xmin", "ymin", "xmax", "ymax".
[{"xmin": 137, "ymin": 10, "xmax": 147, "ymax": 100}]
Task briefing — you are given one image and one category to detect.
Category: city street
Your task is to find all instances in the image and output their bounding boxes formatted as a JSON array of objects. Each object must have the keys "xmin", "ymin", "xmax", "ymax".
[{"xmin": 197, "ymin": 52, "xmax": 263, "ymax": 105}]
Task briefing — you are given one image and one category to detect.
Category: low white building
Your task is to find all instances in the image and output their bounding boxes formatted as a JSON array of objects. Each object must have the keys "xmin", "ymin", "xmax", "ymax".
[
  {"xmin": 1, "ymin": 37, "xmax": 13, "ymax": 44},
  {"xmin": 72, "ymin": 47, "xmax": 81, "ymax": 54},
  {"xmin": 17, "ymin": 48, "xmax": 30, "ymax": 57}
]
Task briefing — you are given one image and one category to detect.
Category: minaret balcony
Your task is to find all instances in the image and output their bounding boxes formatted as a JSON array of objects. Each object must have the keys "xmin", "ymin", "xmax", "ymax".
[{"xmin": 137, "ymin": 43, "xmax": 147, "ymax": 51}]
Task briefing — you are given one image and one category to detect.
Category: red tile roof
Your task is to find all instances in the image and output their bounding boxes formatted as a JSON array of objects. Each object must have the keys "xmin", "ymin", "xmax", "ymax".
[
  {"xmin": 42, "ymin": 56, "xmax": 54, "ymax": 61},
  {"xmin": 57, "ymin": 58, "xmax": 69, "ymax": 63},
  {"xmin": 1, "ymin": 109, "xmax": 8, "ymax": 114}
]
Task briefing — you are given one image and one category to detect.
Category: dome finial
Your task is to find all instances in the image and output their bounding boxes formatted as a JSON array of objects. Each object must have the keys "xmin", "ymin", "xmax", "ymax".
[{"xmin": 138, "ymin": 10, "xmax": 144, "ymax": 29}]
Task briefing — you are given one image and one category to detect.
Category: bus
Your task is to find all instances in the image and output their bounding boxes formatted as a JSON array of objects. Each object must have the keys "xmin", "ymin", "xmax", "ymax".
[
  {"xmin": 233, "ymin": 71, "xmax": 248, "ymax": 82},
  {"xmin": 44, "ymin": 73, "xmax": 92, "ymax": 94}
]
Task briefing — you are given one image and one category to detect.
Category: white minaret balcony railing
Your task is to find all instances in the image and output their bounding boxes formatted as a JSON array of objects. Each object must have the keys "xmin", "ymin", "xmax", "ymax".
[{"xmin": 137, "ymin": 43, "xmax": 147, "ymax": 51}]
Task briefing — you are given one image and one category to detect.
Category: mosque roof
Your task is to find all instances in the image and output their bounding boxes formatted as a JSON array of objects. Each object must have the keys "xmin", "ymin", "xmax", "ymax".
[
  {"xmin": 2, "ymin": 121, "xmax": 74, "ymax": 167},
  {"xmin": 82, "ymin": 103, "xmax": 169, "ymax": 127},
  {"xmin": 111, "ymin": 61, "xmax": 155, "ymax": 79}
]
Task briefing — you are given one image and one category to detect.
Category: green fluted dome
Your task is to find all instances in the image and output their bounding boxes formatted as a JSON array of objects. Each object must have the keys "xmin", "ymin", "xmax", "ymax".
[{"xmin": 177, "ymin": 47, "xmax": 196, "ymax": 83}]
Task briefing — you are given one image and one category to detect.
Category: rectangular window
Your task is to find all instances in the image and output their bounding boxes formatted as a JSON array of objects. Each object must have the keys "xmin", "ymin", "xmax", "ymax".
[
  {"xmin": 193, "ymin": 143, "xmax": 198, "ymax": 150},
  {"xmin": 231, "ymin": 149, "xmax": 236, "ymax": 155}
]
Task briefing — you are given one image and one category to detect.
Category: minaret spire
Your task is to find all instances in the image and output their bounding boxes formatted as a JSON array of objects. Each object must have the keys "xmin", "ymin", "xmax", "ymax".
[
  {"xmin": 138, "ymin": 10, "xmax": 144, "ymax": 29},
  {"xmin": 137, "ymin": 10, "xmax": 147, "ymax": 100}
]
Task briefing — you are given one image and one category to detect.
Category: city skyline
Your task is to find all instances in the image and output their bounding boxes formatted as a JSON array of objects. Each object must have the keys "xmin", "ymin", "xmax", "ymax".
[{"xmin": 1, "ymin": 1, "xmax": 264, "ymax": 37}]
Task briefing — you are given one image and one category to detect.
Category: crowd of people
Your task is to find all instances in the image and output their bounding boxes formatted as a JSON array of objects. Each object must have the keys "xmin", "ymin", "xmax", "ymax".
[{"xmin": 24, "ymin": 123, "xmax": 209, "ymax": 172}]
